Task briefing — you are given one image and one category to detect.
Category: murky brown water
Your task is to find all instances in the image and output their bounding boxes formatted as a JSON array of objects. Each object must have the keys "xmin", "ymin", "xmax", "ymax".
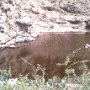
[{"xmin": 0, "ymin": 32, "xmax": 90, "ymax": 80}]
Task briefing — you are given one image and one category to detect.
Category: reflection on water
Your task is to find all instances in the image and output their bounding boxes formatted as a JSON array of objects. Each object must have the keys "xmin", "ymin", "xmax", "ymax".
[{"xmin": 0, "ymin": 32, "xmax": 90, "ymax": 80}]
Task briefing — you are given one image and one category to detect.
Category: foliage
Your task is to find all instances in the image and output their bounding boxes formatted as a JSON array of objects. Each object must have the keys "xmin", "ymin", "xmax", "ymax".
[{"xmin": 0, "ymin": 68, "xmax": 89, "ymax": 90}]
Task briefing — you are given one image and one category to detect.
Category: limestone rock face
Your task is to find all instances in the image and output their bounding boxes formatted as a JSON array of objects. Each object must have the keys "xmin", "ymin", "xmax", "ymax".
[
  {"xmin": 0, "ymin": 0, "xmax": 90, "ymax": 48},
  {"xmin": 0, "ymin": 32, "xmax": 90, "ymax": 80},
  {"xmin": 59, "ymin": 0, "xmax": 90, "ymax": 14}
]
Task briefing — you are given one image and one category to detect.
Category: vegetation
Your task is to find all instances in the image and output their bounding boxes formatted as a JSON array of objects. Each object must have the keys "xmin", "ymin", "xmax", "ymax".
[{"xmin": 0, "ymin": 68, "xmax": 90, "ymax": 90}]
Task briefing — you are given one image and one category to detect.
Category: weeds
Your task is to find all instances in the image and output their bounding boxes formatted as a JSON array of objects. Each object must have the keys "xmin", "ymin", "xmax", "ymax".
[{"xmin": 0, "ymin": 69, "xmax": 90, "ymax": 90}]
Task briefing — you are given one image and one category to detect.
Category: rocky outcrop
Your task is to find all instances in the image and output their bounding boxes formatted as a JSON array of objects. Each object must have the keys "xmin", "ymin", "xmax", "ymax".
[
  {"xmin": 85, "ymin": 20, "xmax": 90, "ymax": 30},
  {"xmin": 0, "ymin": 0, "xmax": 90, "ymax": 47},
  {"xmin": 59, "ymin": 0, "xmax": 90, "ymax": 14}
]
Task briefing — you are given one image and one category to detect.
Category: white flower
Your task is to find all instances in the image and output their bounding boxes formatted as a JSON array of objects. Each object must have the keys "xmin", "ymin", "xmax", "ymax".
[
  {"xmin": 85, "ymin": 44, "xmax": 90, "ymax": 48},
  {"xmin": 7, "ymin": 78, "xmax": 17, "ymax": 86}
]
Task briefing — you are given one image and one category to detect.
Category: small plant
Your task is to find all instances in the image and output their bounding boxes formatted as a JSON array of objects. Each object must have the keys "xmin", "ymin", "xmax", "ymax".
[
  {"xmin": 65, "ymin": 68, "xmax": 75, "ymax": 77},
  {"xmin": 0, "ymin": 68, "xmax": 12, "ymax": 81}
]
